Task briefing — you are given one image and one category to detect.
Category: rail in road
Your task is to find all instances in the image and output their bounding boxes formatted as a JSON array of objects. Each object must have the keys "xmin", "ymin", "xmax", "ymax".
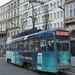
[
  {"xmin": 64, "ymin": 66, "xmax": 75, "ymax": 75},
  {"xmin": 70, "ymin": 66, "xmax": 75, "ymax": 73}
]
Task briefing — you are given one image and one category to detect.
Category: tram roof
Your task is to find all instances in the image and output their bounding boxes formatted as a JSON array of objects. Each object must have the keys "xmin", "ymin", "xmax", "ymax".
[{"xmin": 6, "ymin": 29, "xmax": 69, "ymax": 44}]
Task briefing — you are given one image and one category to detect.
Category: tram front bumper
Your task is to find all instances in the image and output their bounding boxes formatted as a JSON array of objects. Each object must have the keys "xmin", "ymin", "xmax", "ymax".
[{"xmin": 57, "ymin": 65, "xmax": 71, "ymax": 70}]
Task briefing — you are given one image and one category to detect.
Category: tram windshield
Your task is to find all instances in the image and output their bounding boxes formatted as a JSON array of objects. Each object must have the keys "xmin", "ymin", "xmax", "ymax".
[{"xmin": 56, "ymin": 36, "xmax": 69, "ymax": 51}]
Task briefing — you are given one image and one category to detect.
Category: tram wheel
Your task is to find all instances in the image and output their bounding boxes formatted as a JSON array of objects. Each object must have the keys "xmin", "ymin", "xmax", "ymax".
[
  {"xmin": 28, "ymin": 63, "xmax": 33, "ymax": 70},
  {"xmin": 23, "ymin": 62, "xmax": 28, "ymax": 69},
  {"xmin": 7, "ymin": 59, "xmax": 11, "ymax": 63}
]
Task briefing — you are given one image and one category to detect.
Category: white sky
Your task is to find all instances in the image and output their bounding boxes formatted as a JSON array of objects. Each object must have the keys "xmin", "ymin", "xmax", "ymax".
[{"xmin": 0, "ymin": 0, "xmax": 11, "ymax": 6}]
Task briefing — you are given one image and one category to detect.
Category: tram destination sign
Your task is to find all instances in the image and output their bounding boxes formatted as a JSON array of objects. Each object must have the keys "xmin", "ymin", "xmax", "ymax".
[{"xmin": 56, "ymin": 31, "xmax": 69, "ymax": 36}]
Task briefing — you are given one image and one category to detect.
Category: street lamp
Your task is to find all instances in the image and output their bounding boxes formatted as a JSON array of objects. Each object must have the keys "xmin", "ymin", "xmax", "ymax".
[
  {"xmin": 28, "ymin": 0, "xmax": 44, "ymax": 29},
  {"xmin": 58, "ymin": 5, "xmax": 65, "ymax": 29}
]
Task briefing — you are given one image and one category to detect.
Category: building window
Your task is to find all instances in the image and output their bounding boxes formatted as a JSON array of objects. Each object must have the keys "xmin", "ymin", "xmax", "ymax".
[
  {"xmin": 33, "ymin": 9, "xmax": 37, "ymax": 16},
  {"xmin": 23, "ymin": 4, "xmax": 28, "ymax": 10},
  {"xmin": 11, "ymin": 3, "xmax": 13, "ymax": 9},
  {"xmin": 54, "ymin": 2, "xmax": 56, "ymax": 8},
  {"xmin": 57, "ymin": 12, "xmax": 59, "ymax": 18},
  {"xmin": 70, "ymin": 4, "xmax": 72, "ymax": 17},
  {"xmin": 11, "ymin": 11, "xmax": 13, "ymax": 17},
  {"xmin": 66, "ymin": 6, "xmax": 69, "ymax": 18},
  {"xmin": 60, "ymin": 11, "xmax": 62, "ymax": 17},
  {"xmin": 54, "ymin": 23, "xmax": 56, "ymax": 28},
  {"xmin": 14, "ymin": 9, "xmax": 16, "ymax": 16},
  {"xmin": 50, "ymin": 3, "xmax": 53, "ymax": 10},
  {"xmin": 24, "ymin": 20, "xmax": 28, "ymax": 27},
  {"xmin": 8, "ymin": 5, "xmax": 10, "ymax": 10},
  {"xmin": 23, "ymin": 12, "xmax": 28, "ymax": 19},
  {"xmin": 54, "ymin": 12, "xmax": 56, "ymax": 19},
  {"xmin": 42, "ymin": 14, "xmax": 49, "ymax": 22},
  {"xmin": 50, "ymin": 13, "xmax": 52, "ymax": 20},
  {"xmin": 73, "ymin": 3, "xmax": 75, "ymax": 17},
  {"xmin": 42, "ymin": 4, "xmax": 49, "ymax": 12},
  {"xmin": 57, "ymin": 1, "xmax": 59, "ymax": 7},
  {"xmin": 61, "ymin": 22, "xmax": 63, "ymax": 28},
  {"xmin": 17, "ymin": 0, "xmax": 19, "ymax": 6},
  {"xmin": 14, "ymin": 2, "xmax": 16, "ymax": 8},
  {"xmin": 60, "ymin": 0, "xmax": 62, "ymax": 6},
  {"xmin": 57, "ymin": 22, "xmax": 59, "ymax": 28}
]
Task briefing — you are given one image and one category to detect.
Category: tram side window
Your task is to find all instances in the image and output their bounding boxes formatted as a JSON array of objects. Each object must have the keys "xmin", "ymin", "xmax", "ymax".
[
  {"xmin": 12, "ymin": 43, "xmax": 16, "ymax": 51},
  {"xmin": 56, "ymin": 36, "xmax": 69, "ymax": 51},
  {"xmin": 34, "ymin": 38, "xmax": 39, "ymax": 52},
  {"xmin": 18, "ymin": 41, "xmax": 24, "ymax": 51},
  {"xmin": 12, "ymin": 44, "xmax": 14, "ymax": 51},
  {"xmin": 28, "ymin": 39, "xmax": 34, "ymax": 52},
  {"xmin": 24, "ymin": 40, "xmax": 28, "ymax": 52},
  {"xmin": 13, "ymin": 43, "xmax": 18, "ymax": 51},
  {"xmin": 48, "ymin": 37, "xmax": 54, "ymax": 51},
  {"xmin": 40, "ymin": 37, "xmax": 46, "ymax": 51}
]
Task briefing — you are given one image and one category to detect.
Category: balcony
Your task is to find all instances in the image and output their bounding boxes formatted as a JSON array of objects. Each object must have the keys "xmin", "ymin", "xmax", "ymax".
[
  {"xmin": 65, "ymin": 17, "xmax": 75, "ymax": 24},
  {"xmin": 65, "ymin": 0, "xmax": 74, "ymax": 4}
]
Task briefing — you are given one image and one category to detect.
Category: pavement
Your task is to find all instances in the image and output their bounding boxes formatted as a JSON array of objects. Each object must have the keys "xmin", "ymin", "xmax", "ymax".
[{"xmin": 0, "ymin": 57, "xmax": 5, "ymax": 60}]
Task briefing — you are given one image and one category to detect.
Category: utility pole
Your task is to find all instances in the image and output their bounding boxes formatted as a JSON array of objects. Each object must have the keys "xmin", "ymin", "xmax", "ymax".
[{"xmin": 28, "ymin": 0, "xmax": 44, "ymax": 29}]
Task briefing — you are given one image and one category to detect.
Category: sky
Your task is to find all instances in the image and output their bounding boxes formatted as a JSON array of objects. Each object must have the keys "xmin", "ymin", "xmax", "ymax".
[{"xmin": 0, "ymin": 0, "xmax": 11, "ymax": 6}]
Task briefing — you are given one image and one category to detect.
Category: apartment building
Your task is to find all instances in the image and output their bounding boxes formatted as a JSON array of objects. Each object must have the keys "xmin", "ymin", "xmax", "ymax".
[
  {"xmin": 20, "ymin": 0, "xmax": 65, "ymax": 31},
  {"xmin": 0, "ymin": 0, "xmax": 20, "ymax": 53},
  {"xmin": 65, "ymin": 0, "xmax": 75, "ymax": 56},
  {"xmin": 0, "ymin": 0, "xmax": 20, "ymax": 38}
]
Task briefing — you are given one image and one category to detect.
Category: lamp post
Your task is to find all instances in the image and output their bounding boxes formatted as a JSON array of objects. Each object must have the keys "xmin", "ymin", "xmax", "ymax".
[
  {"xmin": 58, "ymin": 5, "xmax": 65, "ymax": 29},
  {"xmin": 28, "ymin": 0, "xmax": 44, "ymax": 29}
]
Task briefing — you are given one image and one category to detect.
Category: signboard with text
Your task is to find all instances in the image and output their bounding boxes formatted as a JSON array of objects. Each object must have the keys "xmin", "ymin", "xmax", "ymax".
[{"xmin": 55, "ymin": 31, "xmax": 69, "ymax": 36}]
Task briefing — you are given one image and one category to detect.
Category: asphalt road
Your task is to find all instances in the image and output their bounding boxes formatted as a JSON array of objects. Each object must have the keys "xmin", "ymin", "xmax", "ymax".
[{"xmin": 0, "ymin": 59, "xmax": 75, "ymax": 75}]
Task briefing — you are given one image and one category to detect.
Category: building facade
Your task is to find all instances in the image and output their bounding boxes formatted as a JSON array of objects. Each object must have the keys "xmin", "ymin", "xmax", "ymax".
[
  {"xmin": 20, "ymin": 0, "xmax": 65, "ymax": 31},
  {"xmin": 0, "ymin": 0, "xmax": 20, "ymax": 38},
  {"xmin": 0, "ymin": 0, "xmax": 65, "ymax": 37},
  {"xmin": 0, "ymin": 0, "xmax": 20, "ymax": 54},
  {"xmin": 65, "ymin": 0, "xmax": 75, "ymax": 56}
]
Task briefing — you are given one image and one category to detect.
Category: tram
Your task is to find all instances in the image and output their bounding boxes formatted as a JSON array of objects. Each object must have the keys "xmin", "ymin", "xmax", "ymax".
[{"xmin": 6, "ymin": 29, "xmax": 71, "ymax": 73}]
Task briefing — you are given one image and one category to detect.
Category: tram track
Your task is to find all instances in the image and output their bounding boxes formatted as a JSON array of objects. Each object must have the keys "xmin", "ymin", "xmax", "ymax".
[
  {"xmin": 70, "ymin": 66, "xmax": 75, "ymax": 73},
  {"xmin": 65, "ymin": 66, "xmax": 75, "ymax": 74}
]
